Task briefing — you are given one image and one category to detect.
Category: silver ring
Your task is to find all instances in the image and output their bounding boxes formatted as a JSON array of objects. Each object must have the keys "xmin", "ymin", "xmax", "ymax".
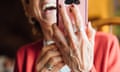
[
  {"xmin": 73, "ymin": 25, "xmax": 84, "ymax": 32},
  {"xmin": 78, "ymin": 27, "xmax": 84, "ymax": 32},
  {"xmin": 44, "ymin": 40, "xmax": 55, "ymax": 46},
  {"xmin": 45, "ymin": 63, "xmax": 53, "ymax": 71}
]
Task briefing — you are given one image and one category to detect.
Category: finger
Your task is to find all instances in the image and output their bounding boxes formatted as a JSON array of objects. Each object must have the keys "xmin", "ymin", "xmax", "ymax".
[
  {"xmin": 87, "ymin": 22, "xmax": 96, "ymax": 69},
  {"xmin": 70, "ymin": 4, "xmax": 89, "ymax": 42},
  {"xmin": 59, "ymin": 4, "xmax": 76, "ymax": 42},
  {"xmin": 87, "ymin": 22, "xmax": 96, "ymax": 41},
  {"xmin": 81, "ymin": 22, "xmax": 95, "ymax": 70},
  {"xmin": 48, "ymin": 56, "xmax": 63, "ymax": 67},
  {"xmin": 36, "ymin": 50, "xmax": 60, "ymax": 71},
  {"xmin": 52, "ymin": 63, "xmax": 64, "ymax": 72},
  {"xmin": 40, "ymin": 56, "xmax": 63, "ymax": 72},
  {"xmin": 36, "ymin": 45, "xmax": 56, "ymax": 63},
  {"xmin": 40, "ymin": 45, "xmax": 57, "ymax": 58},
  {"xmin": 70, "ymin": 4, "xmax": 84, "ymax": 32},
  {"xmin": 52, "ymin": 24, "xmax": 68, "ymax": 49},
  {"xmin": 40, "ymin": 67, "xmax": 51, "ymax": 72},
  {"xmin": 53, "ymin": 24, "xmax": 75, "ymax": 65}
]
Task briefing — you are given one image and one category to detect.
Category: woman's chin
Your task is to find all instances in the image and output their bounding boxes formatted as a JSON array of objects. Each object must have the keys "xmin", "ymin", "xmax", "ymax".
[
  {"xmin": 42, "ymin": 11, "xmax": 57, "ymax": 25},
  {"xmin": 48, "ymin": 19, "xmax": 56, "ymax": 25},
  {"xmin": 45, "ymin": 17, "xmax": 57, "ymax": 26}
]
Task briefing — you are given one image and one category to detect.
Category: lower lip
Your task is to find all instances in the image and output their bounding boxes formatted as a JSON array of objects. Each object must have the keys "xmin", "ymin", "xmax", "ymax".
[
  {"xmin": 44, "ymin": 9, "xmax": 56, "ymax": 14},
  {"xmin": 42, "ymin": 9, "xmax": 56, "ymax": 19}
]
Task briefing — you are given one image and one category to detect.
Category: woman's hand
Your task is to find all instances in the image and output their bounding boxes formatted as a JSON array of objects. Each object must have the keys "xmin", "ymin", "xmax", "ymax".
[
  {"xmin": 36, "ymin": 45, "xmax": 64, "ymax": 72},
  {"xmin": 52, "ymin": 4, "xmax": 96, "ymax": 72}
]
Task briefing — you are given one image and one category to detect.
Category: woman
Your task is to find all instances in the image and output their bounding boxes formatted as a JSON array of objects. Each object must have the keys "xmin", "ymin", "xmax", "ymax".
[{"xmin": 14, "ymin": 0, "xmax": 120, "ymax": 72}]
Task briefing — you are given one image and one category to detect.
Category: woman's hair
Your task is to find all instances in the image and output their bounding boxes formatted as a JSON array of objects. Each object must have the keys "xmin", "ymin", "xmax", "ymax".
[{"xmin": 21, "ymin": 0, "xmax": 43, "ymax": 39}]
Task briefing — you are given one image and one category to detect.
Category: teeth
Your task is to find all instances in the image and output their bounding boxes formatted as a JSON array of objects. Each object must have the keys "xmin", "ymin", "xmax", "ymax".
[{"xmin": 43, "ymin": 3, "xmax": 56, "ymax": 11}]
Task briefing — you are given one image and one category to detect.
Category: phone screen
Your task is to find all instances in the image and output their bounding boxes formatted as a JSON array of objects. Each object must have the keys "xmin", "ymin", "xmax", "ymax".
[{"xmin": 57, "ymin": 0, "xmax": 88, "ymax": 29}]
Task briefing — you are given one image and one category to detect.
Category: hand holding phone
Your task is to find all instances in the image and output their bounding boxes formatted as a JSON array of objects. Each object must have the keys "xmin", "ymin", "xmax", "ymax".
[{"xmin": 52, "ymin": 0, "xmax": 95, "ymax": 71}]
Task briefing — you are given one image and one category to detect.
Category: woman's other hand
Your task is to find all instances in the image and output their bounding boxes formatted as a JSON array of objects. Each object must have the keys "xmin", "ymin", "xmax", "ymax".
[{"xmin": 36, "ymin": 45, "xmax": 64, "ymax": 72}]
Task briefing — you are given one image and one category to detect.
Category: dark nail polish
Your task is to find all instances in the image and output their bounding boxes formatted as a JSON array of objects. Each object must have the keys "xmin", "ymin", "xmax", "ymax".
[
  {"xmin": 59, "ymin": 5, "xmax": 61, "ymax": 8},
  {"xmin": 71, "ymin": 4, "xmax": 74, "ymax": 7},
  {"xmin": 74, "ymin": 0, "xmax": 80, "ymax": 4},
  {"xmin": 65, "ymin": 0, "xmax": 73, "ymax": 4}
]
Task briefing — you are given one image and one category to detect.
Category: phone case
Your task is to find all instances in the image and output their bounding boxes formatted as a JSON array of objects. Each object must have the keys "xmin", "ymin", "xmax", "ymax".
[{"xmin": 57, "ymin": 0, "xmax": 88, "ymax": 30}]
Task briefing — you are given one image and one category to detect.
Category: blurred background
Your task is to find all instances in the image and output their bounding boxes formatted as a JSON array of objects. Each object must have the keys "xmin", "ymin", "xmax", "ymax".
[
  {"xmin": 0, "ymin": 0, "xmax": 33, "ymax": 71},
  {"xmin": 88, "ymin": 0, "xmax": 120, "ymax": 37},
  {"xmin": 0, "ymin": 0, "xmax": 120, "ymax": 72}
]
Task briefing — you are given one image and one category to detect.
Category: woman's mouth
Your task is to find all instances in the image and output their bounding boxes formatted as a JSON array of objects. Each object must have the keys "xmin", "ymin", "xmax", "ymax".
[
  {"xmin": 42, "ymin": 3, "xmax": 56, "ymax": 13},
  {"xmin": 41, "ymin": 3, "xmax": 57, "ymax": 24}
]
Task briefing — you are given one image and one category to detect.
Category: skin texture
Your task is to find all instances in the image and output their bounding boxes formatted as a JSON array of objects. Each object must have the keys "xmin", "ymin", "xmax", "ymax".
[
  {"xmin": 52, "ymin": 4, "xmax": 95, "ymax": 72},
  {"xmin": 22, "ymin": 0, "xmax": 96, "ymax": 72},
  {"xmin": 36, "ymin": 45, "xmax": 64, "ymax": 72}
]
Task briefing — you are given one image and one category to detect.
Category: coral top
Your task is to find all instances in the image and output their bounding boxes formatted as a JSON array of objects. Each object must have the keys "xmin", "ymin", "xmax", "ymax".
[{"xmin": 14, "ymin": 32, "xmax": 120, "ymax": 72}]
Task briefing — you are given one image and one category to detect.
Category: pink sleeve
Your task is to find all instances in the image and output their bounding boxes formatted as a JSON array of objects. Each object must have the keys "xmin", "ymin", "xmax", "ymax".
[
  {"xmin": 14, "ymin": 47, "xmax": 26, "ymax": 72},
  {"xmin": 92, "ymin": 32, "xmax": 120, "ymax": 72},
  {"xmin": 107, "ymin": 36, "xmax": 120, "ymax": 72}
]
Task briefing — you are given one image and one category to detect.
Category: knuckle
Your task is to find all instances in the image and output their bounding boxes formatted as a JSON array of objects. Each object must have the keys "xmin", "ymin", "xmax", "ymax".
[
  {"xmin": 51, "ymin": 57, "xmax": 57, "ymax": 63},
  {"xmin": 41, "ymin": 47, "xmax": 46, "ymax": 52},
  {"xmin": 57, "ymin": 63, "xmax": 64, "ymax": 70},
  {"xmin": 59, "ymin": 63, "xmax": 64, "ymax": 67},
  {"xmin": 42, "ymin": 45, "xmax": 55, "ymax": 51},
  {"xmin": 46, "ymin": 51, "xmax": 52, "ymax": 58},
  {"xmin": 36, "ymin": 64, "xmax": 40, "ymax": 72}
]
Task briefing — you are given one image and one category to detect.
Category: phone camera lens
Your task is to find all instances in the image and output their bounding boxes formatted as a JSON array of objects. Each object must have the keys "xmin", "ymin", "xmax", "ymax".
[
  {"xmin": 74, "ymin": 0, "xmax": 80, "ymax": 4},
  {"xmin": 65, "ymin": 0, "xmax": 73, "ymax": 4}
]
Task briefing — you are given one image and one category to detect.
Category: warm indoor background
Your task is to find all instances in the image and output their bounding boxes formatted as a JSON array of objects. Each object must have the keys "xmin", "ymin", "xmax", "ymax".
[
  {"xmin": 0, "ymin": 0, "xmax": 120, "ymax": 72},
  {"xmin": 89, "ymin": 0, "xmax": 120, "ymax": 35}
]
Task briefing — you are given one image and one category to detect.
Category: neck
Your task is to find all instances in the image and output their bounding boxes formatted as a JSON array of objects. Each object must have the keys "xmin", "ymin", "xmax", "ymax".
[{"xmin": 41, "ymin": 25, "xmax": 53, "ymax": 41}]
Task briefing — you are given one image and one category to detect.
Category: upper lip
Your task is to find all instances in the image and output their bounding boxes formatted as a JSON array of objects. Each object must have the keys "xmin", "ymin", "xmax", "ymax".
[{"xmin": 42, "ymin": 3, "xmax": 56, "ymax": 12}]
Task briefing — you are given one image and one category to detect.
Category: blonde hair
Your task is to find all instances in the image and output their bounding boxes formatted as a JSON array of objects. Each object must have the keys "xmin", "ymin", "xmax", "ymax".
[{"xmin": 21, "ymin": 0, "xmax": 43, "ymax": 39}]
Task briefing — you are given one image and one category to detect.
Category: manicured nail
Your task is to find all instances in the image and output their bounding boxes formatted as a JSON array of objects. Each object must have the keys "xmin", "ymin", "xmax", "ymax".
[
  {"xmin": 88, "ymin": 22, "xmax": 92, "ymax": 28},
  {"xmin": 59, "ymin": 5, "xmax": 61, "ymax": 8},
  {"xmin": 71, "ymin": 4, "xmax": 74, "ymax": 7}
]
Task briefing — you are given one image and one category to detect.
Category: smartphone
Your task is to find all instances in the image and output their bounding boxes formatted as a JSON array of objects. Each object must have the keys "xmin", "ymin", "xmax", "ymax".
[{"xmin": 57, "ymin": 0, "xmax": 88, "ymax": 31}]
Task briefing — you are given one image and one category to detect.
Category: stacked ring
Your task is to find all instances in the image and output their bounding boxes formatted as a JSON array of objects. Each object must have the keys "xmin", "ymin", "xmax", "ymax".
[{"xmin": 45, "ymin": 63, "xmax": 54, "ymax": 71}]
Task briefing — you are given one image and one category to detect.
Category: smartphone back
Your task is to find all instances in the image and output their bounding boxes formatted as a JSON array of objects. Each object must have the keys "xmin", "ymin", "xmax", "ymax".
[{"xmin": 58, "ymin": 0, "xmax": 88, "ymax": 28}]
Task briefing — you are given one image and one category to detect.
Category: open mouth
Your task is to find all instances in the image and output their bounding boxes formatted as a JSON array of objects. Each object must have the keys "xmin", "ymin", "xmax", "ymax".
[{"xmin": 43, "ymin": 3, "xmax": 56, "ymax": 12}]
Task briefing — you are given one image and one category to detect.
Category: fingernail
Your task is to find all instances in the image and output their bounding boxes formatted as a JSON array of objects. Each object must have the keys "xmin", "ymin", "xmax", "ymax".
[
  {"xmin": 59, "ymin": 5, "xmax": 61, "ymax": 8},
  {"xmin": 71, "ymin": 4, "xmax": 74, "ymax": 7},
  {"xmin": 88, "ymin": 22, "xmax": 92, "ymax": 29}
]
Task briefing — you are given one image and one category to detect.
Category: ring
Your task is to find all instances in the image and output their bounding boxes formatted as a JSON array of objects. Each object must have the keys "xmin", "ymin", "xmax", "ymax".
[
  {"xmin": 45, "ymin": 63, "xmax": 54, "ymax": 71},
  {"xmin": 44, "ymin": 40, "xmax": 55, "ymax": 46},
  {"xmin": 73, "ymin": 25, "xmax": 84, "ymax": 33},
  {"xmin": 78, "ymin": 27, "xmax": 84, "ymax": 32}
]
